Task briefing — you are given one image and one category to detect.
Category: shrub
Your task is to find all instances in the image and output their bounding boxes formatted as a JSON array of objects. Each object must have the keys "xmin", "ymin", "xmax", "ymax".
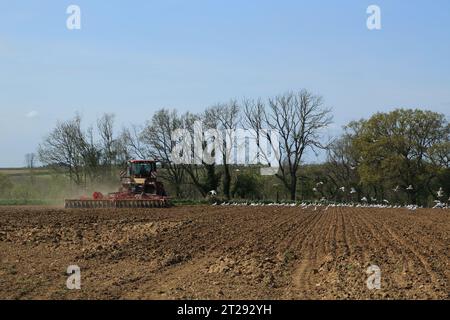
[{"xmin": 232, "ymin": 173, "xmax": 263, "ymax": 199}]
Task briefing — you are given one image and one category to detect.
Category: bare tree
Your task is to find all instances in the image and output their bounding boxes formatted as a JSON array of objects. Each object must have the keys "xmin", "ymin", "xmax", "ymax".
[
  {"xmin": 243, "ymin": 98, "xmax": 265, "ymax": 165},
  {"xmin": 97, "ymin": 113, "xmax": 126, "ymax": 181},
  {"xmin": 25, "ymin": 153, "xmax": 36, "ymax": 170},
  {"xmin": 140, "ymin": 109, "xmax": 185, "ymax": 197},
  {"xmin": 82, "ymin": 126, "xmax": 102, "ymax": 184},
  {"xmin": 25, "ymin": 153, "xmax": 36, "ymax": 185},
  {"xmin": 114, "ymin": 128, "xmax": 135, "ymax": 164},
  {"xmin": 38, "ymin": 115, "xmax": 88, "ymax": 186},
  {"xmin": 120, "ymin": 125, "xmax": 150, "ymax": 160},
  {"xmin": 245, "ymin": 90, "xmax": 332, "ymax": 200},
  {"xmin": 204, "ymin": 101, "xmax": 240, "ymax": 199},
  {"xmin": 97, "ymin": 113, "xmax": 115, "ymax": 166},
  {"xmin": 179, "ymin": 112, "xmax": 220, "ymax": 197}
]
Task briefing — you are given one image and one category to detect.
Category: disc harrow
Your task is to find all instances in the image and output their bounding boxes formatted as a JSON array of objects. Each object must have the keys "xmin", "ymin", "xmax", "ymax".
[
  {"xmin": 64, "ymin": 159, "xmax": 172, "ymax": 209},
  {"xmin": 64, "ymin": 198, "xmax": 171, "ymax": 209}
]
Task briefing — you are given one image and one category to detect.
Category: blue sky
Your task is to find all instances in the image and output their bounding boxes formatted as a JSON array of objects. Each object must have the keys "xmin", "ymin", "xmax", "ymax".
[{"xmin": 0, "ymin": 0, "xmax": 449, "ymax": 167}]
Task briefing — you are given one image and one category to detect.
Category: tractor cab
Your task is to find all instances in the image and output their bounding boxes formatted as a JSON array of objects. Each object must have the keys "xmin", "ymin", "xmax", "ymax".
[
  {"xmin": 128, "ymin": 160, "xmax": 157, "ymax": 179},
  {"xmin": 120, "ymin": 160, "xmax": 165, "ymax": 196}
]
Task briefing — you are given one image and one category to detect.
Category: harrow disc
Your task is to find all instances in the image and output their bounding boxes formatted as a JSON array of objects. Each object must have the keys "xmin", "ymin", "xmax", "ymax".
[
  {"xmin": 64, "ymin": 200, "xmax": 114, "ymax": 209},
  {"xmin": 115, "ymin": 199, "xmax": 171, "ymax": 208},
  {"xmin": 64, "ymin": 198, "xmax": 171, "ymax": 209}
]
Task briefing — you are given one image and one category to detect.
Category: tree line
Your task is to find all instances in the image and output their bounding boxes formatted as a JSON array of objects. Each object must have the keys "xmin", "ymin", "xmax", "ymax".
[{"xmin": 36, "ymin": 89, "xmax": 450, "ymax": 206}]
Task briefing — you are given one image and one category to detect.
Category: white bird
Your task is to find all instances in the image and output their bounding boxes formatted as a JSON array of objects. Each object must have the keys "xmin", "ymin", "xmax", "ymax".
[
  {"xmin": 371, "ymin": 197, "xmax": 377, "ymax": 202},
  {"xmin": 433, "ymin": 202, "xmax": 445, "ymax": 209},
  {"xmin": 316, "ymin": 181, "xmax": 324, "ymax": 186},
  {"xmin": 361, "ymin": 197, "xmax": 368, "ymax": 202},
  {"xmin": 383, "ymin": 199, "xmax": 389, "ymax": 204},
  {"xmin": 350, "ymin": 166, "xmax": 356, "ymax": 170},
  {"xmin": 350, "ymin": 187, "xmax": 357, "ymax": 194},
  {"xmin": 437, "ymin": 187, "xmax": 444, "ymax": 198},
  {"xmin": 393, "ymin": 185, "xmax": 400, "ymax": 192},
  {"xmin": 339, "ymin": 186, "xmax": 345, "ymax": 192},
  {"xmin": 208, "ymin": 190, "xmax": 217, "ymax": 196},
  {"xmin": 406, "ymin": 185, "xmax": 413, "ymax": 191},
  {"xmin": 313, "ymin": 187, "xmax": 318, "ymax": 192}
]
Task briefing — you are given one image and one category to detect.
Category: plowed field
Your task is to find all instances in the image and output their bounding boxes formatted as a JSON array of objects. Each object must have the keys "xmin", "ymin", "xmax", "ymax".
[{"xmin": 0, "ymin": 206, "xmax": 448, "ymax": 299}]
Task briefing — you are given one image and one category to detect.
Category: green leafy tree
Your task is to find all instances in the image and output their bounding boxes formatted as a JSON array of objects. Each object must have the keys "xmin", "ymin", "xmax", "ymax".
[{"xmin": 353, "ymin": 109, "xmax": 449, "ymax": 204}]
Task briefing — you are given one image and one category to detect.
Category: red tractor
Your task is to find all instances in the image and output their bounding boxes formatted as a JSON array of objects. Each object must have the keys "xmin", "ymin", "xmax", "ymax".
[{"xmin": 65, "ymin": 160, "xmax": 171, "ymax": 208}]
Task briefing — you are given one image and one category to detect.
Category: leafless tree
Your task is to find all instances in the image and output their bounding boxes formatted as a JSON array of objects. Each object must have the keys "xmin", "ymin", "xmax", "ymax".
[
  {"xmin": 82, "ymin": 126, "xmax": 102, "ymax": 183},
  {"xmin": 204, "ymin": 101, "xmax": 240, "ymax": 199},
  {"xmin": 120, "ymin": 125, "xmax": 150, "ymax": 160},
  {"xmin": 178, "ymin": 111, "xmax": 220, "ymax": 197},
  {"xmin": 25, "ymin": 153, "xmax": 37, "ymax": 185},
  {"xmin": 97, "ymin": 113, "xmax": 133, "ymax": 181},
  {"xmin": 243, "ymin": 98, "xmax": 265, "ymax": 164},
  {"xmin": 97, "ymin": 113, "xmax": 116, "ymax": 172},
  {"xmin": 140, "ymin": 109, "xmax": 185, "ymax": 197},
  {"xmin": 25, "ymin": 153, "xmax": 36, "ymax": 170},
  {"xmin": 245, "ymin": 90, "xmax": 333, "ymax": 200},
  {"xmin": 38, "ymin": 115, "xmax": 87, "ymax": 186},
  {"xmin": 114, "ymin": 128, "xmax": 135, "ymax": 164}
]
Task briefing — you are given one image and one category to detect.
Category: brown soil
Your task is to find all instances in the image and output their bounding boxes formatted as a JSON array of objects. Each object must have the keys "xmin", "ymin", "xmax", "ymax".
[{"xmin": 0, "ymin": 205, "xmax": 448, "ymax": 300}]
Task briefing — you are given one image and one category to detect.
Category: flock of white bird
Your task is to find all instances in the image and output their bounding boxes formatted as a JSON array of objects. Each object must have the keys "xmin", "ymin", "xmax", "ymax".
[
  {"xmin": 212, "ymin": 201, "xmax": 449, "ymax": 210},
  {"xmin": 210, "ymin": 186, "xmax": 450, "ymax": 210}
]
